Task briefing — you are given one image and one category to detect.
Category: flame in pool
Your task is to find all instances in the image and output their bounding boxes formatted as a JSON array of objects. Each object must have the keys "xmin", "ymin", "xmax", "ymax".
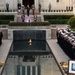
[
  {"xmin": 29, "ymin": 39, "xmax": 32, "ymax": 43},
  {"xmin": 29, "ymin": 39, "xmax": 32, "ymax": 46}
]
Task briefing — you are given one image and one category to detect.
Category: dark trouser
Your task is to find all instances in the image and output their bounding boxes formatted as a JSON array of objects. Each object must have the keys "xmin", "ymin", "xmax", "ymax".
[
  {"xmin": 27, "ymin": 11, "xmax": 29, "ymax": 16},
  {"xmin": 0, "ymin": 39, "xmax": 2, "ymax": 45},
  {"xmin": 39, "ymin": 8, "xmax": 41, "ymax": 13},
  {"xmin": 22, "ymin": 20, "xmax": 24, "ymax": 22},
  {"xmin": 33, "ymin": 10, "xmax": 34, "ymax": 15},
  {"xmin": 7, "ymin": 7, "xmax": 9, "ymax": 12}
]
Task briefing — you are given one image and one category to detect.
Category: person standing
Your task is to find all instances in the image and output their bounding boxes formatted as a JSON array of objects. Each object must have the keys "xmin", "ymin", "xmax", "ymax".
[
  {"xmin": 32, "ymin": 4, "xmax": 35, "ymax": 15},
  {"xmin": 6, "ymin": 3, "xmax": 9, "ymax": 12},
  {"xmin": 21, "ymin": 5, "xmax": 25, "ymax": 14},
  {"xmin": 34, "ymin": 15, "xmax": 37, "ymax": 22},
  {"xmin": 38, "ymin": 2, "xmax": 41, "ymax": 13},
  {"xmin": 0, "ymin": 29, "xmax": 3, "ymax": 46},
  {"xmin": 49, "ymin": 3, "xmax": 51, "ymax": 11},
  {"xmin": 27, "ymin": 5, "xmax": 30, "ymax": 16},
  {"xmin": 21, "ymin": 14, "xmax": 25, "ymax": 22},
  {"xmin": 17, "ymin": 3, "xmax": 21, "ymax": 13}
]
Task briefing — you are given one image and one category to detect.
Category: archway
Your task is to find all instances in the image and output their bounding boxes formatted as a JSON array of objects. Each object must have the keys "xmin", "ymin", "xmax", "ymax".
[{"xmin": 23, "ymin": 0, "xmax": 34, "ymax": 7}]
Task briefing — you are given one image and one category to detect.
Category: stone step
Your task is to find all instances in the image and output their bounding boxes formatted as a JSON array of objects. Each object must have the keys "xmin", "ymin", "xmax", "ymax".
[{"xmin": 17, "ymin": 15, "xmax": 41, "ymax": 22}]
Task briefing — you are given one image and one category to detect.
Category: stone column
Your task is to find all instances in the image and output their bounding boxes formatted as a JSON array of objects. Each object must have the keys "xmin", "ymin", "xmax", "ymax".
[
  {"xmin": 41, "ymin": 12, "xmax": 44, "ymax": 22},
  {"xmin": 3, "ymin": 0, "xmax": 5, "ymax": 10},
  {"xmin": 71, "ymin": 0, "xmax": 73, "ymax": 11},
  {"xmin": 69, "ymin": 0, "xmax": 73, "ymax": 11},
  {"xmin": 34, "ymin": 0, "xmax": 39, "ymax": 10},
  {"xmin": 13, "ymin": 0, "xmax": 14, "ymax": 10},
  {"xmin": 69, "ymin": 0, "xmax": 70, "ymax": 6},
  {"xmin": 73, "ymin": 0, "xmax": 75, "ymax": 8},
  {"xmin": 14, "ymin": 0, "xmax": 18, "ymax": 10},
  {"xmin": 69, "ymin": 0, "xmax": 72, "ymax": 7},
  {"xmin": 65, "ymin": 0, "xmax": 69, "ymax": 10},
  {"xmin": 71, "ymin": 0, "xmax": 73, "ymax": 7},
  {"xmin": 17, "ymin": 0, "xmax": 22, "ymax": 7},
  {"xmin": 68, "ymin": 0, "xmax": 70, "ymax": 10},
  {"xmin": 3, "ymin": 0, "xmax": 6, "ymax": 11},
  {"xmin": 69, "ymin": 0, "xmax": 73, "ymax": 10},
  {"xmin": 73, "ymin": 0, "xmax": 75, "ymax": 15},
  {"xmin": 19, "ymin": 0, "xmax": 22, "ymax": 5}
]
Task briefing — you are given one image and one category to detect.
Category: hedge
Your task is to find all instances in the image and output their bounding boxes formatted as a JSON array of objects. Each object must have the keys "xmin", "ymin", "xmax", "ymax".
[
  {"xmin": 0, "ymin": 20, "xmax": 10, "ymax": 24},
  {"xmin": 0, "ymin": 15, "xmax": 14, "ymax": 21},
  {"xmin": 44, "ymin": 15, "xmax": 74, "ymax": 20},
  {"xmin": 44, "ymin": 15, "xmax": 74, "ymax": 24},
  {"xmin": 9, "ymin": 22, "xmax": 50, "ymax": 26},
  {"xmin": 48, "ymin": 19, "xmax": 68, "ymax": 24},
  {"xmin": 71, "ymin": 28, "xmax": 75, "ymax": 31}
]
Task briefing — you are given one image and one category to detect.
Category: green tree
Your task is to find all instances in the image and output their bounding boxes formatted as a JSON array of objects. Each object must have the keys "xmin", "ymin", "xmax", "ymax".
[{"xmin": 67, "ymin": 17, "xmax": 75, "ymax": 29}]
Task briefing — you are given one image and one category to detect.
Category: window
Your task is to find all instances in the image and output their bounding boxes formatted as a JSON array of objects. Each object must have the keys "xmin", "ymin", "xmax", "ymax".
[{"xmin": 57, "ymin": 0, "xmax": 59, "ymax": 2}]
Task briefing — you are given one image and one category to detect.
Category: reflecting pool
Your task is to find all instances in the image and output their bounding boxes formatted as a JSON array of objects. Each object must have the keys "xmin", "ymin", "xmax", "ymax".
[
  {"xmin": 2, "ymin": 40, "xmax": 62, "ymax": 75},
  {"xmin": 10, "ymin": 40, "xmax": 50, "ymax": 52}
]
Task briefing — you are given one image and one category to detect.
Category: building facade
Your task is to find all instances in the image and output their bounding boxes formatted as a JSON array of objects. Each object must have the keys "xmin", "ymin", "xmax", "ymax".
[{"xmin": 0, "ymin": 0, "xmax": 74, "ymax": 10}]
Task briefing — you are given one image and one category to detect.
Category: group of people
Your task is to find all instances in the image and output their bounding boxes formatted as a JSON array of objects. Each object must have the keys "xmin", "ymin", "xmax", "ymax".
[
  {"xmin": 19, "ymin": 2, "xmax": 41, "ymax": 14},
  {"xmin": 20, "ymin": 4, "xmax": 30, "ymax": 22},
  {"xmin": 21, "ymin": 4, "xmax": 39, "ymax": 22},
  {"xmin": 6, "ymin": 2, "xmax": 52, "ymax": 13},
  {"xmin": 56, "ymin": 28, "xmax": 75, "ymax": 59},
  {"xmin": 5, "ymin": 2, "xmax": 42, "ymax": 22},
  {"xmin": 0, "ymin": 29, "xmax": 3, "ymax": 46}
]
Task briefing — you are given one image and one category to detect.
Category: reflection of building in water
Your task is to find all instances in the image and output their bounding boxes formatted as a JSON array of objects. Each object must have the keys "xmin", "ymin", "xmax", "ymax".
[
  {"xmin": 23, "ymin": 55, "xmax": 35, "ymax": 62},
  {"xmin": 2, "ymin": 54, "xmax": 62, "ymax": 75}
]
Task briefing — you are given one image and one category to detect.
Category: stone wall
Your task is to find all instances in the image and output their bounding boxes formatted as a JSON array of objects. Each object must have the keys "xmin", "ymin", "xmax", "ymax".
[
  {"xmin": 41, "ymin": 12, "xmax": 73, "ymax": 22},
  {"xmin": 50, "ymin": 25, "xmax": 68, "ymax": 39},
  {"xmin": 51, "ymin": 28, "xmax": 57, "ymax": 39},
  {"xmin": 0, "ymin": 12, "xmax": 17, "ymax": 22},
  {"xmin": 0, "ymin": 0, "xmax": 18, "ymax": 10},
  {"xmin": 40, "ymin": 0, "xmax": 66, "ymax": 10},
  {"xmin": 1, "ymin": 28, "xmax": 8, "ymax": 39},
  {"xmin": 8, "ymin": 28, "xmax": 51, "ymax": 40},
  {"xmin": 13, "ymin": 30, "xmax": 46, "ymax": 40},
  {"xmin": 0, "ymin": 0, "xmax": 73, "ymax": 10}
]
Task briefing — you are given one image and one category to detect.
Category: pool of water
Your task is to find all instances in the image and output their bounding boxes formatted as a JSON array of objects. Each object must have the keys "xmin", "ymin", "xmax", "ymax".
[
  {"xmin": 10, "ymin": 40, "xmax": 50, "ymax": 54},
  {"xmin": 2, "ymin": 40, "xmax": 62, "ymax": 75},
  {"xmin": 2, "ymin": 54, "xmax": 62, "ymax": 75}
]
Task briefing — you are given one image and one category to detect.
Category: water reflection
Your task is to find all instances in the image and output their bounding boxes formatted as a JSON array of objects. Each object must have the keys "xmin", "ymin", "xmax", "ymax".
[
  {"xmin": 2, "ymin": 54, "xmax": 62, "ymax": 75},
  {"xmin": 2, "ymin": 40, "xmax": 62, "ymax": 75},
  {"xmin": 10, "ymin": 40, "xmax": 49, "ymax": 51}
]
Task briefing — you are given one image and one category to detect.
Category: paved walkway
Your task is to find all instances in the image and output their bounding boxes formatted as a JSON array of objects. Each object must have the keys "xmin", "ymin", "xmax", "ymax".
[
  {"xmin": 47, "ymin": 39, "xmax": 70, "ymax": 75},
  {"xmin": 47, "ymin": 39, "xmax": 70, "ymax": 63},
  {"xmin": 0, "ymin": 40, "xmax": 12, "ymax": 75}
]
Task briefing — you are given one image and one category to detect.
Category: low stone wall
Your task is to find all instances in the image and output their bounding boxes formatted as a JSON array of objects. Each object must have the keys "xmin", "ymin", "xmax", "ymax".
[
  {"xmin": 8, "ymin": 27, "xmax": 51, "ymax": 40},
  {"xmin": 51, "ymin": 28, "xmax": 57, "ymax": 39},
  {"xmin": 8, "ymin": 26, "xmax": 50, "ymax": 29},
  {"xmin": 0, "ymin": 25, "xmax": 69, "ymax": 40},
  {"xmin": 50, "ymin": 24, "xmax": 68, "ymax": 29},
  {"xmin": 41, "ymin": 12, "xmax": 73, "ymax": 22},
  {"xmin": 1, "ymin": 28, "xmax": 8, "ymax": 39},
  {"xmin": 0, "ymin": 12, "xmax": 17, "ymax": 22},
  {"xmin": 51, "ymin": 25, "xmax": 68, "ymax": 39}
]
